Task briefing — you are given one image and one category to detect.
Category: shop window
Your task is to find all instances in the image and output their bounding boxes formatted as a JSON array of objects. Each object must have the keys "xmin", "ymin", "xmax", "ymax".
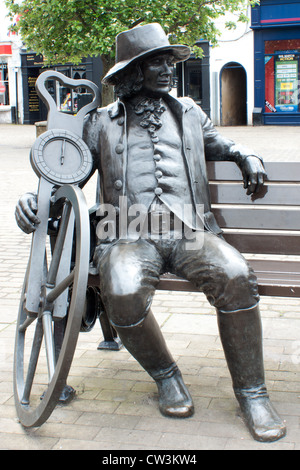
[
  {"xmin": 0, "ymin": 62, "xmax": 9, "ymax": 105},
  {"xmin": 50, "ymin": 65, "xmax": 91, "ymax": 114},
  {"xmin": 182, "ymin": 60, "xmax": 203, "ymax": 105},
  {"xmin": 265, "ymin": 39, "xmax": 300, "ymax": 114},
  {"xmin": 176, "ymin": 42, "xmax": 210, "ymax": 117},
  {"xmin": 186, "ymin": 64, "xmax": 203, "ymax": 103}
]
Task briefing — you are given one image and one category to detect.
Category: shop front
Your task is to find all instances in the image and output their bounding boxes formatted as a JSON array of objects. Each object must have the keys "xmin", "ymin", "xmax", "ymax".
[
  {"xmin": 21, "ymin": 52, "xmax": 103, "ymax": 124},
  {"xmin": 252, "ymin": 0, "xmax": 300, "ymax": 125},
  {"xmin": 176, "ymin": 41, "xmax": 211, "ymax": 118},
  {"xmin": 0, "ymin": 43, "xmax": 12, "ymax": 123}
]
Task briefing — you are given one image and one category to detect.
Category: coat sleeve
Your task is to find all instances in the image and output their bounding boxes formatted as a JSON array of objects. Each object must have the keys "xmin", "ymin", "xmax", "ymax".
[
  {"xmin": 81, "ymin": 110, "xmax": 102, "ymax": 187},
  {"xmin": 197, "ymin": 105, "xmax": 263, "ymax": 167},
  {"xmin": 83, "ymin": 110, "xmax": 101, "ymax": 164}
]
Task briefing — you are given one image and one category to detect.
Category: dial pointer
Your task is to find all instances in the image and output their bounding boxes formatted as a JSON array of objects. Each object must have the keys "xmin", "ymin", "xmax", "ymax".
[{"xmin": 60, "ymin": 140, "xmax": 65, "ymax": 165}]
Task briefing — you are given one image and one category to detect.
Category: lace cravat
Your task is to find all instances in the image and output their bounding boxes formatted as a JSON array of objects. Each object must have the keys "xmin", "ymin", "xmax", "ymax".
[{"xmin": 133, "ymin": 98, "xmax": 166, "ymax": 143}]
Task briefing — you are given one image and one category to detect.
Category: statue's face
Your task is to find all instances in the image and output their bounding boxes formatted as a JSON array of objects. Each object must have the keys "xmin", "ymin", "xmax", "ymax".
[{"xmin": 141, "ymin": 53, "xmax": 174, "ymax": 96}]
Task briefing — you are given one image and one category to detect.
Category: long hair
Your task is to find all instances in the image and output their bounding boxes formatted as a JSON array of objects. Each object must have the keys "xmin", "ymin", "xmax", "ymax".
[{"xmin": 109, "ymin": 62, "xmax": 145, "ymax": 99}]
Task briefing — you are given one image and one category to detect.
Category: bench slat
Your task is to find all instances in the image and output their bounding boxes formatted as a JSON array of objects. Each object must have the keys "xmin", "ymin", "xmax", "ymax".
[
  {"xmin": 213, "ymin": 207, "xmax": 300, "ymax": 230},
  {"xmin": 207, "ymin": 161, "xmax": 300, "ymax": 182},
  {"xmin": 209, "ymin": 183, "xmax": 300, "ymax": 205},
  {"xmin": 258, "ymin": 284, "xmax": 300, "ymax": 296},
  {"xmin": 246, "ymin": 259, "xmax": 300, "ymax": 297},
  {"xmin": 155, "ymin": 266, "xmax": 300, "ymax": 297},
  {"xmin": 157, "ymin": 257, "xmax": 300, "ymax": 297},
  {"xmin": 250, "ymin": 259, "xmax": 300, "ymax": 273},
  {"xmin": 223, "ymin": 232, "xmax": 300, "ymax": 255}
]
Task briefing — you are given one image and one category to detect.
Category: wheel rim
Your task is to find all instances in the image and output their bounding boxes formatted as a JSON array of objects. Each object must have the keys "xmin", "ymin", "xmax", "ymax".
[{"xmin": 14, "ymin": 185, "xmax": 90, "ymax": 427}]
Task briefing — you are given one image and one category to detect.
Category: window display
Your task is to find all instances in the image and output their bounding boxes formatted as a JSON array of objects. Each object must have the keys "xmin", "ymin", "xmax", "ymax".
[
  {"xmin": 53, "ymin": 66, "xmax": 89, "ymax": 114},
  {"xmin": 0, "ymin": 62, "xmax": 9, "ymax": 105},
  {"xmin": 265, "ymin": 40, "xmax": 300, "ymax": 114}
]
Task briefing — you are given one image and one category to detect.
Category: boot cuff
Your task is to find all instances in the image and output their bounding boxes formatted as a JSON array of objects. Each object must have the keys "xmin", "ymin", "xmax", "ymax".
[
  {"xmin": 151, "ymin": 364, "xmax": 179, "ymax": 381},
  {"xmin": 234, "ymin": 384, "xmax": 269, "ymax": 401}
]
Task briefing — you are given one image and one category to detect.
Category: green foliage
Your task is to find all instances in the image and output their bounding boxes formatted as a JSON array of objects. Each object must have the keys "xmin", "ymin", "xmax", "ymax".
[{"xmin": 5, "ymin": 0, "xmax": 260, "ymax": 65}]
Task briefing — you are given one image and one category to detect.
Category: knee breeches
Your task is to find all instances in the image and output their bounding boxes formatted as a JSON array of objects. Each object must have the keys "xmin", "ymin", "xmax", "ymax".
[{"xmin": 95, "ymin": 233, "xmax": 259, "ymax": 327}]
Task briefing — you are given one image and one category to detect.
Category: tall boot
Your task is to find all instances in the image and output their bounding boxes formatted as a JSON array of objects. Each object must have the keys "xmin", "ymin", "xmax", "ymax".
[
  {"xmin": 114, "ymin": 309, "xmax": 194, "ymax": 418},
  {"xmin": 217, "ymin": 304, "xmax": 286, "ymax": 442}
]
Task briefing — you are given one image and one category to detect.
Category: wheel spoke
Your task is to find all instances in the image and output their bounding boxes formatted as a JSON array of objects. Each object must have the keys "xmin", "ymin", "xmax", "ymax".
[
  {"xmin": 47, "ymin": 202, "xmax": 72, "ymax": 286},
  {"xmin": 18, "ymin": 315, "xmax": 37, "ymax": 333},
  {"xmin": 42, "ymin": 311, "xmax": 56, "ymax": 381},
  {"xmin": 46, "ymin": 269, "xmax": 75, "ymax": 304},
  {"xmin": 21, "ymin": 319, "xmax": 43, "ymax": 405}
]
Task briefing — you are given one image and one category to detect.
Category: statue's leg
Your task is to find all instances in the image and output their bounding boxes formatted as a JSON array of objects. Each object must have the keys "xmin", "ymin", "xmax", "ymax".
[
  {"xmin": 172, "ymin": 232, "xmax": 286, "ymax": 441},
  {"xmin": 96, "ymin": 239, "xmax": 193, "ymax": 418},
  {"xmin": 217, "ymin": 305, "xmax": 286, "ymax": 442},
  {"xmin": 115, "ymin": 309, "xmax": 194, "ymax": 418}
]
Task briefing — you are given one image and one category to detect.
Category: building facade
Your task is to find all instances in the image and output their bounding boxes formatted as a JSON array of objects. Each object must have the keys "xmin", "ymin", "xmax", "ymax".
[
  {"xmin": 175, "ymin": 5, "xmax": 256, "ymax": 126},
  {"xmin": 208, "ymin": 5, "xmax": 255, "ymax": 126},
  {"xmin": 0, "ymin": 1, "xmax": 23, "ymax": 124},
  {"xmin": 252, "ymin": 0, "xmax": 300, "ymax": 125}
]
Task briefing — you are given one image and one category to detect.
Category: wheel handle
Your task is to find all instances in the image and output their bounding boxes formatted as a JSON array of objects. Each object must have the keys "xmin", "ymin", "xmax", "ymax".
[{"xmin": 35, "ymin": 70, "xmax": 101, "ymax": 136}]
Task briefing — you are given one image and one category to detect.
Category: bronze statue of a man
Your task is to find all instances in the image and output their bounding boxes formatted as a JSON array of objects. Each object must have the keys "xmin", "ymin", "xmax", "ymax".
[{"xmin": 16, "ymin": 23, "xmax": 286, "ymax": 442}]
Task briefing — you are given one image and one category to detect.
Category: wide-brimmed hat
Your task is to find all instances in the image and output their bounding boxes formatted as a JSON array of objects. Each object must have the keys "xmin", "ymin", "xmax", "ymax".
[{"xmin": 102, "ymin": 23, "xmax": 190, "ymax": 84}]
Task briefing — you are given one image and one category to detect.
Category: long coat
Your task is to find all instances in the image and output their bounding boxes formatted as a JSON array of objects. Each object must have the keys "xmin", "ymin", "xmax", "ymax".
[{"xmin": 83, "ymin": 94, "xmax": 259, "ymax": 236}]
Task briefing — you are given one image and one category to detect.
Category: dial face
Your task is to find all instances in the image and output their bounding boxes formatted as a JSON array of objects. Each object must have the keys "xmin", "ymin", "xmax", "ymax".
[{"xmin": 30, "ymin": 129, "xmax": 93, "ymax": 185}]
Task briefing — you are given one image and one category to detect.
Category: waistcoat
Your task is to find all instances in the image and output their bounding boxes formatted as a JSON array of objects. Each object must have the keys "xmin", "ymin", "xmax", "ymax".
[{"xmin": 126, "ymin": 101, "xmax": 202, "ymax": 229}]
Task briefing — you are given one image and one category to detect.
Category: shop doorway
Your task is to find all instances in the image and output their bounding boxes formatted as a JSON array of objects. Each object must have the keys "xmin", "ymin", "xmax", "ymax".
[
  {"xmin": 220, "ymin": 62, "xmax": 247, "ymax": 125},
  {"xmin": 176, "ymin": 41, "xmax": 211, "ymax": 117}
]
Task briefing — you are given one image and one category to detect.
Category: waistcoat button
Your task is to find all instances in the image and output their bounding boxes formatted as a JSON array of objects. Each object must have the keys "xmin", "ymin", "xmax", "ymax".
[
  {"xmin": 155, "ymin": 187, "xmax": 163, "ymax": 196},
  {"xmin": 114, "ymin": 180, "xmax": 123, "ymax": 190},
  {"xmin": 115, "ymin": 144, "xmax": 124, "ymax": 154}
]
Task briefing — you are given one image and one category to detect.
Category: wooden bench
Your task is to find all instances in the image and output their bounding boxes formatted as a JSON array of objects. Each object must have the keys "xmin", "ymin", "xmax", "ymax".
[
  {"xmin": 88, "ymin": 160, "xmax": 300, "ymax": 348},
  {"xmin": 157, "ymin": 160, "xmax": 300, "ymax": 297}
]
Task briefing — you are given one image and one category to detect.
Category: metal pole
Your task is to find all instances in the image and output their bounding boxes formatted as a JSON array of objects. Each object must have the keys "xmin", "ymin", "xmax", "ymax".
[{"xmin": 15, "ymin": 69, "xmax": 19, "ymax": 124}]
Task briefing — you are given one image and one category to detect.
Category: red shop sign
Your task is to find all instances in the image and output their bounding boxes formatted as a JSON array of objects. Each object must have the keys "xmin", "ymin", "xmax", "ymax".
[{"xmin": 0, "ymin": 82, "xmax": 6, "ymax": 93}]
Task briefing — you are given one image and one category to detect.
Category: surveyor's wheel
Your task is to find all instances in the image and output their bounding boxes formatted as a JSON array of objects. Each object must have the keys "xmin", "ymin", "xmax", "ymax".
[{"xmin": 13, "ymin": 184, "xmax": 90, "ymax": 427}]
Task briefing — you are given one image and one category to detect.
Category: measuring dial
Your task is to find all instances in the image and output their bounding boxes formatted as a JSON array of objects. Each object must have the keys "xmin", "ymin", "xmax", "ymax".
[{"xmin": 30, "ymin": 129, "xmax": 93, "ymax": 186}]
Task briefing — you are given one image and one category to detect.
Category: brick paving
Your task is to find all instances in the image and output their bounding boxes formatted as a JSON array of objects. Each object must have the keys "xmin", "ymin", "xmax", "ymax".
[{"xmin": 0, "ymin": 124, "xmax": 299, "ymax": 451}]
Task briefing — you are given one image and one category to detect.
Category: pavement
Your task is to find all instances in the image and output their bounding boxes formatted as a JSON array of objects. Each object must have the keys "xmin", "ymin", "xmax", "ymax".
[{"xmin": 0, "ymin": 123, "xmax": 299, "ymax": 451}]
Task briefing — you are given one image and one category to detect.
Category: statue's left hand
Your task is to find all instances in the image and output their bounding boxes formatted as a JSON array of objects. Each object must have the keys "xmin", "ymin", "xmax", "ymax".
[
  {"xmin": 15, "ymin": 192, "xmax": 40, "ymax": 234},
  {"xmin": 241, "ymin": 156, "xmax": 267, "ymax": 195}
]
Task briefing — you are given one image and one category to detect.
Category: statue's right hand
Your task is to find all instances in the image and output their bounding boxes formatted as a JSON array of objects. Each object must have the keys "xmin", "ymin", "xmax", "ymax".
[{"xmin": 15, "ymin": 192, "xmax": 40, "ymax": 234}]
